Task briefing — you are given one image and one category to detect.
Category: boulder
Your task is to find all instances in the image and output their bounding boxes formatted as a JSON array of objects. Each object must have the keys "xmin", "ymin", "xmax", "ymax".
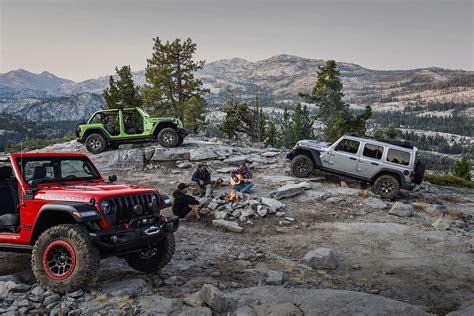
[
  {"xmin": 184, "ymin": 291, "xmax": 204, "ymax": 307},
  {"xmin": 212, "ymin": 220, "xmax": 243, "ymax": 233},
  {"xmin": 216, "ymin": 167, "xmax": 236, "ymax": 174},
  {"xmin": 256, "ymin": 206, "xmax": 268, "ymax": 217},
  {"xmin": 224, "ymin": 155, "xmax": 251, "ymax": 165},
  {"xmin": 214, "ymin": 211, "xmax": 228, "ymax": 220},
  {"xmin": 447, "ymin": 300, "xmax": 474, "ymax": 316},
  {"xmin": 200, "ymin": 284, "xmax": 236, "ymax": 312},
  {"xmin": 364, "ymin": 197, "xmax": 388, "ymax": 209},
  {"xmin": 270, "ymin": 183, "xmax": 308, "ymax": 200},
  {"xmin": 388, "ymin": 202, "xmax": 413, "ymax": 217},
  {"xmin": 230, "ymin": 286, "xmax": 429, "ymax": 315},
  {"xmin": 259, "ymin": 197, "xmax": 285, "ymax": 211},
  {"xmin": 91, "ymin": 148, "xmax": 144, "ymax": 170},
  {"xmin": 261, "ymin": 151, "xmax": 280, "ymax": 158},
  {"xmin": 138, "ymin": 295, "xmax": 183, "ymax": 314},
  {"xmin": 302, "ymin": 247, "xmax": 338, "ymax": 270},
  {"xmin": 326, "ymin": 187, "xmax": 360, "ymax": 196},
  {"xmin": 431, "ymin": 218, "xmax": 450, "ymax": 230},
  {"xmin": 152, "ymin": 148, "xmax": 191, "ymax": 161},
  {"xmin": 99, "ymin": 278, "xmax": 149, "ymax": 297},
  {"xmin": 295, "ymin": 190, "xmax": 328, "ymax": 202},
  {"xmin": 190, "ymin": 148, "xmax": 218, "ymax": 161},
  {"xmin": 178, "ymin": 307, "xmax": 213, "ymax": 316},
  {"xmin": 212, "ymin": 146, "xmax": 234, "ymax": 158},
  {"xmin": 265, "ymin": 270, "xmax": 284, "ymax": 285}
]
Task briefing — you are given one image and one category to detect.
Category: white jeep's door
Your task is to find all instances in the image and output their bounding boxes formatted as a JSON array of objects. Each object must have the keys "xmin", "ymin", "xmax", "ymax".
[
  {"xmin": 328, "ymin": 138, "xmax": 361, "ymax": 175},
  {"xmin": 356, "ymin": 142, "xmax": 385, "ymax": 179}
]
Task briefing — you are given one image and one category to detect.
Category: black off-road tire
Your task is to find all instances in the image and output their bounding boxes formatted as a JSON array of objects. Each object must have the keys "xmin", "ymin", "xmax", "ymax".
[
  {"xmin": 85, "ymin": 133, "xmax": 107, "ymax": 154},
  {"xmin": 32, "ymin": 224, "xmax": 99, "ymax": 294},
  {"xmin": 157, "ymin": 128, "xmax": 180, "ymax": 148},
  {"xmin": 125, "ymin": 234, "xmax": 175, "ymax": 273},
  {"xmin": 413, "ymin": 160, "xmax": 426, "ymax": 185},
  {"xmin": 290, "ymin": 155, "xmax": 314, "ymax": 178},
  {"xmin": 374, "ymin": 174, "xmax": 400, "ymax": 200}
]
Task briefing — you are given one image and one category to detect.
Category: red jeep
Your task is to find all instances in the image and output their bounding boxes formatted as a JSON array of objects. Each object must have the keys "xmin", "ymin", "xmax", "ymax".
[{"xmin": 0, "ymin": 152, "xmax": 179, "ymax": 293}]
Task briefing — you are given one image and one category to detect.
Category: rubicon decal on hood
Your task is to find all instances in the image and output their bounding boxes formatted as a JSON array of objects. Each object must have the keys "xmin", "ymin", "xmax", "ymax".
[{"xmin": 38, "ymin": 194, "xmax": 87, "ymax": 202}]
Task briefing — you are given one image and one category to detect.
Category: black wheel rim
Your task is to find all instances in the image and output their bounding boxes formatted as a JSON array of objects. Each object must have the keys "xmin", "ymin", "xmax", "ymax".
[
  {"xmin": 379, "ymin": 179, "xmax": 394, "ymax": 195},
  {"xmin": 296, "ymin": 160, "xmax": 308, "ymax": 174}
]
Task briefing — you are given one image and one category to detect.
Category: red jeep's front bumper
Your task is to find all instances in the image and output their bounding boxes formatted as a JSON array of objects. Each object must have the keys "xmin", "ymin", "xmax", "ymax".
[{"xmin": 90, "ymin": 216, "xmax": 179, "ymax": 256}]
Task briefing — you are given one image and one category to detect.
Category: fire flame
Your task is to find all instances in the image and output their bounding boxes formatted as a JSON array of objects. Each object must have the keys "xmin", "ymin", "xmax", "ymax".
[{"xmin": 224, "ymin": 190, "xmax": 241, "ymax": 202}]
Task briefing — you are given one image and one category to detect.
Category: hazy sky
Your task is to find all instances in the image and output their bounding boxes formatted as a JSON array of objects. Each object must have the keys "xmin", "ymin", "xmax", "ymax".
[{"xmin": 1, "ymin": 0, "xmax": 472, "ymax": 81}]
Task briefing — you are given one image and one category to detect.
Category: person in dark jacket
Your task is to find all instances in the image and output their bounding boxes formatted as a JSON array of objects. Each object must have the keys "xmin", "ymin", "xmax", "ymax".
[
  {"xmin": 172, "ymin": 183, "xmax": 200, "ymax": 219},
  {"xmin": 191, "ymin": 164, "xmax": 213, "ymax": 197}
]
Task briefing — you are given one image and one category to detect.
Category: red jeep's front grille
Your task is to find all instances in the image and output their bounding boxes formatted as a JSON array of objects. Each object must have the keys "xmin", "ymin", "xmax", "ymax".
[{"xmin": 109, "ymin": 193, "xmax": 157, "ymax": 224}]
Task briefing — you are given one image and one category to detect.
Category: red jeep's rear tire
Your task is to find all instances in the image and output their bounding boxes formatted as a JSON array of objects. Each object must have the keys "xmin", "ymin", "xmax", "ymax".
[
  {"xmin": 32, "ymin": 224, "xmax": 99, "ymax": 294},
  {"xmin": 157, "ymin": 128, "xmax": 179, "ymax": 148},
  {"xmin": 125, "ymin": 234, "xmax": 175, "ymax": 273}
]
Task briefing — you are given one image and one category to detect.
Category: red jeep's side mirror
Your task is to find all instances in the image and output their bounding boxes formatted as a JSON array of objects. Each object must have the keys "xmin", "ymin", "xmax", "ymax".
[{"xmin": 108, "ymin": 175, "xmax": 117, "ymax": 183}]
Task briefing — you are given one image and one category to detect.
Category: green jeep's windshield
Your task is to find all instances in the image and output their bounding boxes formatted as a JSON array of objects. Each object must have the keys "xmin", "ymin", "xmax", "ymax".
[{"xmin": 17, "ymin": 156, "xmax": 101, "ymax": 184}]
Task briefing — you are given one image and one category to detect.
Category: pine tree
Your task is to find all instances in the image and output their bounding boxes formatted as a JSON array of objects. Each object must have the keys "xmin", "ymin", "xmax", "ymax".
[
  {"xmin": 453, "ymin": 155, "xmax": 471, "ymax": 180},
  {"xmin": 254, "ymin": 93, "xmax": 266, "ymax": 142},
  {"xmin": 279, "ymin": 107, "xmax": 294, "ymax": 148},
  {"xmin": 102, "ymin": 65, "xmax": 142, "ymax": 109},
  {"xmin": 265, "ymin": 119, "xmax": 280, "ymax": 148},
  {"xmin": 142, "ymin": 37, "xmax": 209, "ymax": 120},
  {"xmin": 291, "ymin": 103, "xmax": 313, "ymax": 142},
  {"xmin": 300, "ymin": 60, "xmax": 372, "ymax": 142},
  {"xmin": 385, "ymin": 123, "xmax": 399, "ymax": 140},
  {"xmin": 183, "ymin": 96, "xmax": 206, "ymax": 134}
]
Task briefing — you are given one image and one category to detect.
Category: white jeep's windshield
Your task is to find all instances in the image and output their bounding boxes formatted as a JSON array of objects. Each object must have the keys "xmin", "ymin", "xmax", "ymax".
[{"xmin": 17, "ymin": 157, "xmax": 101, "ymax": 184}]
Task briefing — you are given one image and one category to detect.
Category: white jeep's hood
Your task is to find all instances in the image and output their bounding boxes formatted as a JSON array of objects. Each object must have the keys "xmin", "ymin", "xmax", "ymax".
[{"xmin": 296, "ymin": 140, "xmax": 332, "ymax": 151}]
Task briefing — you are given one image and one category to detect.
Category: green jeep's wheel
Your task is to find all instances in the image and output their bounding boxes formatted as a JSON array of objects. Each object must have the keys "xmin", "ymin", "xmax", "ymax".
[
  {"xmin": 157, "ymin": 128, "xmax": 179, "ymax": 148},
  {"xmin": 85, "ymin": 133, "xmax": 107, "ymax": 154},
  {"xmin": 374, "ymin": 174, "xmax": 400, "ymax": 200},
  {"xmin": 125, "ymin": 234, "xmax": 175, "ymax": 273},
  {"xmin": 32, "ymin": 224, "xmax": 99, "ymax": 294},
  {"xmin": 291, "ymin": 155, "xmax": 314, "ymax": 178}
]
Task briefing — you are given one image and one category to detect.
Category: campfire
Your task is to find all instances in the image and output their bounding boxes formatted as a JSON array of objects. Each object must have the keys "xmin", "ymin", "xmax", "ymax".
[{"xmin": 223, "ymin": 190, "xmax": 242, "ymax": 202}]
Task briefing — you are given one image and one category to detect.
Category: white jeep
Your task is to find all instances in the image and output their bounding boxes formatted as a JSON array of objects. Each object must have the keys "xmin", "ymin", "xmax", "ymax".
[{"xmin": 287, "ymin": 134, "xmax": 425, "ymax": 199}]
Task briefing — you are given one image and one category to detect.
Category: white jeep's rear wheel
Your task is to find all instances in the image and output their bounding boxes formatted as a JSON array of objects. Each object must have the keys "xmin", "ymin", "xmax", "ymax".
[{"xmin": 374, "ymin": 174, "xmax": 400, "ymax": 200}]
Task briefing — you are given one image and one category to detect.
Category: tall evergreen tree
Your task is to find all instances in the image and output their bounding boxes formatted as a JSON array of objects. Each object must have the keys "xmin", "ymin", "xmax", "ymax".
[
  {"xmin": 254, "ymin": 92, "xmax": 266, "ymax": 142},
  {"xmin": 279, "ymin": 107, "xmax": 294, "ymax": 148},
  {"xmin": 265, "ymin": 119, "xmax": 280, "ymax": 148},
  {"xmin": 102, "ymin": 65, "xmax": 142, "ymax": 109},
  {"xmin": 183, "ymin": 96, "xmax": 206, "ymax": 134},
  {"xmin": 385, "ymin": 123, "xmax": 399, "ymax": 140},
  {"xmin": 300, "ymin": 60, "xmax": 372, "ymax": 142},
  {"xmin": 453, "ymin": 155, "xmax": 471, "ymax": 180},
  {"xmin": 142, "ymin": 37, "xmax": 209, "ymax": 120},
  {"xmin": 291, "ymin": 103, "xmax": 313, "ymax": 142}
]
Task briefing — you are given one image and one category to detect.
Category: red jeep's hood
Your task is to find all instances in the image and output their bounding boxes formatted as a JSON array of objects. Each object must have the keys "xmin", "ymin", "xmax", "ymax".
[{"xmin": 34, "ymin": 182, "xmax": 156, "ymax": 203}]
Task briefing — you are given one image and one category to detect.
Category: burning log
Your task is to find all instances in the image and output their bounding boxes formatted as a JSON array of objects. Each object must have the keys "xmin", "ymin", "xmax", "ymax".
[{"xmin": 224, "ymin": 190, "xmax": 242, "ymax": 202}]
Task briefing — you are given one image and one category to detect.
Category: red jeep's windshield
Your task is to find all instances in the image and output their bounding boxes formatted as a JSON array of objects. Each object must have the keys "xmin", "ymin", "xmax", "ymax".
[{"xmin": 16, "ymin": 156, "xmax": 101, "ymax": 184}]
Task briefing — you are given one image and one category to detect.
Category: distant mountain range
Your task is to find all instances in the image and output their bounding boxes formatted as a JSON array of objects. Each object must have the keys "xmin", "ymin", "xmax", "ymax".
[{"xmin": 1, "ymin": 54, "xmax": 473, "ymax": 123}]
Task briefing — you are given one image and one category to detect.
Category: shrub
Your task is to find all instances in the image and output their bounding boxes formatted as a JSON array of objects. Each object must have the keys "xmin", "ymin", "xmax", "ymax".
[{"xmin": 424, "ymin": 173, "xmax": 474, "ymax": 189}]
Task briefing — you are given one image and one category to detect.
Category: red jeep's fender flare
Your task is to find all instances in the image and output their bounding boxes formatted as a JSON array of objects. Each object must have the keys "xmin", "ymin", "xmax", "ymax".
[{"xmin": 29, "ymin": 202, "xmax": 101, "ymax": 245}]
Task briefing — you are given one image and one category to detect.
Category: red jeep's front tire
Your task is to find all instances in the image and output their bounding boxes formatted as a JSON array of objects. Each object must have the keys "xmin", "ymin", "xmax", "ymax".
[
  {"xmin": 32, "ymin": 224, "xmax": 99, "ymax": 294},
  {"xmin": 125, "ymin": 234, "xmax": 175, "ymax": 273}
]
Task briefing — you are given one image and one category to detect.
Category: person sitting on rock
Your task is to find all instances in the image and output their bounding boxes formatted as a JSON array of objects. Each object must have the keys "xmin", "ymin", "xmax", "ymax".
[
  {"xmin": 230, "ymin": 162, "xmax": 254, "ymax": 193},
  {"xmin": 191, "ymin": 163, "xmax": 213, "ymax": 198},
  {"xmin": 172, "ymin": 183, "xmax": 200, "ymax": 220}
]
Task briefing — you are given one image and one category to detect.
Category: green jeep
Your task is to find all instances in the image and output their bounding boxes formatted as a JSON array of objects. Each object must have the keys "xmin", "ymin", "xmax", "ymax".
[{"xmin": 76, "ymin": 108, "xmax": 188, "ymax": 154}]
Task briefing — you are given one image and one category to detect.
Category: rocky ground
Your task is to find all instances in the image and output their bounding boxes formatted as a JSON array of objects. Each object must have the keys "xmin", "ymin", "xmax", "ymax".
[{"xmin": 1, "ymin": 137, "xmax": 473, "ymax": 315}]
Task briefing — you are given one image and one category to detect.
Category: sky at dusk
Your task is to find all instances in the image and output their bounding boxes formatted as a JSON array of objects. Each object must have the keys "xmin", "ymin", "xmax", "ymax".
[{"xmin": 1, "ymin": 0, "xmax": 472, "ymax": 81}]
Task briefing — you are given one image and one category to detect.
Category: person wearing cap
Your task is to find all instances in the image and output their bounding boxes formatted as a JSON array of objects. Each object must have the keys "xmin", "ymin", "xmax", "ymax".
[
  {"xmin": 230, "ymin": 162, "xmax": 254, "ymax": 193},
  {"xmin": 191, "ymin": 163, "xmax": 213, "ymax": 198},
  {"xmin": 172, "ymin": 183, "xmax": 201, "ymax": 219}
]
